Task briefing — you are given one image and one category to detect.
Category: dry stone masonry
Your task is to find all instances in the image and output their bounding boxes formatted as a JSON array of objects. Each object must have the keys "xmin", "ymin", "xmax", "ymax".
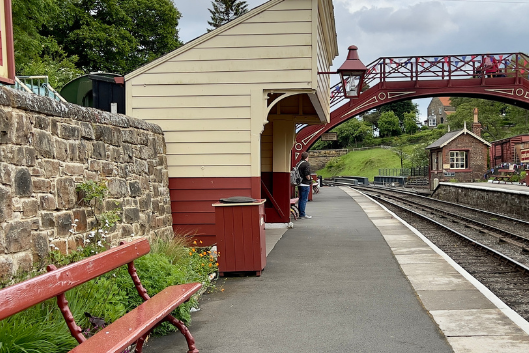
[
  {"xmin": 0, "ymin": 87, "xmax": 173, "ymax": 278},
  {"xmin": 308, "ymin": 149, "xmax": 349, "ymax": 170}
]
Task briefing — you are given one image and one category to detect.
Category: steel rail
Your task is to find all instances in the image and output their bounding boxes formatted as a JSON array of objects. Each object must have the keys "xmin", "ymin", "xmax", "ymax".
[
  {"xmin": 365, "ymin": 193, "xmax": 529, "ymax": 274},
  {"xmin": 370, "ymin": 191, "xmax": 529, "ymax": 249},
  {"xmin": 354, "ymin": 184, "xmax": 529, "ymax": 227}
]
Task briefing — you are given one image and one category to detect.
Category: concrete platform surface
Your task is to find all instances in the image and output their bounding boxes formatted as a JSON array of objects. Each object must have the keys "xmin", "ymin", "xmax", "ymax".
[
  {"xmin": 144, "ymin": 186, "xmax": 529, "ymax": 353},
  {"xmin": 444, "ymin": 180, "xmax": 529, "ymax": 194},
  {"xmin": 341, "ymin": 187, "xmax": 529, "ymax": 353}
]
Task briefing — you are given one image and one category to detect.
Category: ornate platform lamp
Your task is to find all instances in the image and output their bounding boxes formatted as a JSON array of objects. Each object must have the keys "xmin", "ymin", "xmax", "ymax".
[{"xmin": 319, "ymin": 45, "xmax": 367, "ymax": 98}]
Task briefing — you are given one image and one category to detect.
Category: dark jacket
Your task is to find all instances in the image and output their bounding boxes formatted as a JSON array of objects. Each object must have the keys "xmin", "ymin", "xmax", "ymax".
[{"xmin": 298, "ymin": 160, "xmax": 311, "ymax": 186}]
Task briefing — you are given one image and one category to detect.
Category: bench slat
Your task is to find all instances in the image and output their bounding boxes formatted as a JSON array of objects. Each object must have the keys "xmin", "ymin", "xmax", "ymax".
[
  {"xmin": 68, "ymin": 282, "xmax": 202, "ymax": 353},
  {"xmin": 0, "ymin": 238, "xmax": 150, "ymax": 320}
]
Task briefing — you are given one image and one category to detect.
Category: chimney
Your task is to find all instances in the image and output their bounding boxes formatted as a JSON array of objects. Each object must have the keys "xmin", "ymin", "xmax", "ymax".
[{"xmin": 472, "ymin": 108, "xmax": 482, "ymax": 137}]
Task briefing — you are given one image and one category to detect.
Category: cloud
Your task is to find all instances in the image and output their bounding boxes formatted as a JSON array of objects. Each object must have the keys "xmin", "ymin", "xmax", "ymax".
[
  {"xmin": 173, "ymin": 0, "xmax": 529, "ymax": 118},
  {"xmin": 174, "ymin": 0, "xmax": 264, "ymax": 43},
  {"xmin": 353, "ymin": 2, "xmax": 457, "ymax": 35}
]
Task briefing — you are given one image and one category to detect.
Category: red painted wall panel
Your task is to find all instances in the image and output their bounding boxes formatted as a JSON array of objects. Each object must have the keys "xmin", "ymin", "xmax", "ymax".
[{"xmin": 170, "ymin": 177, "xmax": 261, "ymax": 245}]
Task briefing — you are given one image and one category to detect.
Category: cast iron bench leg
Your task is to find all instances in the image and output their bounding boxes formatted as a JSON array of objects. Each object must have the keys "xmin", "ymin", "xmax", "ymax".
[{"xmin": 166, "ymin": 314, "xmax": 199, "ymax": 353}]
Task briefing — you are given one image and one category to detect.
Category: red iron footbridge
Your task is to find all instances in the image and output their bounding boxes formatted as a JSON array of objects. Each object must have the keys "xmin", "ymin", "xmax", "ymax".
[{"xmin": 293, "ymin": 52, "xmax": 529, "ymax": 163}]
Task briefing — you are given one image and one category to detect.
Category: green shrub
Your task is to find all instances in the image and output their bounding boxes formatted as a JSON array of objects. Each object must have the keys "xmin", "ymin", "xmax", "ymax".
[
  {"xmin": 0, "ymin": 300, "xmax": 78, "ymax": 353},
  {"xmin": 0, "ymin": 235, "xmax": 217, "ymax": 352},
  {"xmin": 324, "ymin": 156, "xmax": 346, "ymax": 176}
]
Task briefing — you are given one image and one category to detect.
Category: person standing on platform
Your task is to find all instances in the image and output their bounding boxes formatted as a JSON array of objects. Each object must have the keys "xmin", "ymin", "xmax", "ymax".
[{"xmin": 297, "ymin": 152, "xmax": 312, "ymax": 219}]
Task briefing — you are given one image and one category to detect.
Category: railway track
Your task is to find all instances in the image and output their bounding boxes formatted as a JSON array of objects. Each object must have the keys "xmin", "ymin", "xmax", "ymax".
[{"xmin": 352, "ymin": 185, "xmax": 529, "ymax": 322}]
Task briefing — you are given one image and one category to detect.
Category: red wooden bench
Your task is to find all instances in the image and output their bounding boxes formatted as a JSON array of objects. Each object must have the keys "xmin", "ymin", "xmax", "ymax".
[{"xmin": 0, "ymin": 238, "xmax": 201, "ymax": 353}]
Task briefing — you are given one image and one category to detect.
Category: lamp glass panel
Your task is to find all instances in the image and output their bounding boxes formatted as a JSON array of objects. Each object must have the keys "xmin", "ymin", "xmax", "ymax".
[{"xmin": 343, "ymin": 74, "xmax": 360, "ymax": 96}]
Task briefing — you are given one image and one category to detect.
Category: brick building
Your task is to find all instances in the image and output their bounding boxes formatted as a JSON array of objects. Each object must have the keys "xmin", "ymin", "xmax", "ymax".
[
  {"xmin": 426, "ymin": 112, "xmax": 490, "ymax": 188},
  {"xmin": 425, "ymin": 97, "xmax": 455, "ymax": 128}
]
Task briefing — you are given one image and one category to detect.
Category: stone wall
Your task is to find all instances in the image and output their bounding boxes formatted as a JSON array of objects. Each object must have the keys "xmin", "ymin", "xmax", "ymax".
[
  {"xmin": 432, "ymin": 183, "xmax": 529, "ymax": 221},
  {"xmin": 0, "ymin": 87, "xmax": 173, "ymax": 278},
  {"xmin": 309, "ymin": 149, "xmax": 348, "ymax": 170}
]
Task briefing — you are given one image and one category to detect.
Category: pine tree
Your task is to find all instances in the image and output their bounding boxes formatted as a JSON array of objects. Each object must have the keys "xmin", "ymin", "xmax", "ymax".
[{"xmin": 207, "ymin": 0, "xmax": 249, "ymax": 31}]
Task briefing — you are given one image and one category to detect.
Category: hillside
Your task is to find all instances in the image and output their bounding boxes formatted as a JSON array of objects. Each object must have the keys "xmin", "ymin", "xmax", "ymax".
[{"xmin": 316, "ymin": 147, "xmax": 405, "ymax": 181}]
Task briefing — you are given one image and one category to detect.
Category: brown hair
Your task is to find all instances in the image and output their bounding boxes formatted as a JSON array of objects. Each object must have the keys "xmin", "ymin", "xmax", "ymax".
[{"xmin": 301, "ymin": 152, "xmax": 309, "ymax": 160}]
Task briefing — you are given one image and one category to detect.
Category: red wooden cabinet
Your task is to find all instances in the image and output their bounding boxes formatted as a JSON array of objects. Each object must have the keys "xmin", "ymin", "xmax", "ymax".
[{"xmin": 213, "ymin": 199, "xmax": 266, "ymax": 276}]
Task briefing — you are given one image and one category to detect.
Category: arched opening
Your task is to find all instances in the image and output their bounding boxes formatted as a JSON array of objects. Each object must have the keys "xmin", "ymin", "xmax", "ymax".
[{"xmin": 260, "ymin": 93, "xmax": 322, "ymax": 223}]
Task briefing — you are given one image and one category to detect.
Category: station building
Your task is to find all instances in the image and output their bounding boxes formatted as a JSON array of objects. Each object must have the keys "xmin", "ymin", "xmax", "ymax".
[
  {"xmin": 426, "ymin": 114, "xmax": 490, "ymax": 188},
  {"xmin": 125, "ymin": 0, "xmax": 338, "ymax": 244}
]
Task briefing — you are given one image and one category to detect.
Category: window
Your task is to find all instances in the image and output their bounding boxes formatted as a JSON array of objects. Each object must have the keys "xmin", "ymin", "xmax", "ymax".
[
  {"xmin": 428, "ymin": 115, "xmax": 436, "ymax": 126},
  {"xmin": 449, "ymin": 151, "xmax": 468, "ymax": 169},
  {"xmin": 439, "ymin": 107, "xmax": 443, "ymax": 114},
  {"xmin": 437, "ymin": 152, "xmax": 442, "ymax": 169}
]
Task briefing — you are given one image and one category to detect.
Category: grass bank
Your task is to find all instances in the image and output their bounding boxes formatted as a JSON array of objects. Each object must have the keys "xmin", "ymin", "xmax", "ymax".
[{"xmin": 316, "ymin": 147, "xmax": 405, "ymax": 181}]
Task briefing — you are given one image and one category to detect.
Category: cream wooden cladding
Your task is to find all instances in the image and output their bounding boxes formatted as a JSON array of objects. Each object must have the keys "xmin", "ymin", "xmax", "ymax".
[{"xmin": 126, "ymin": 0, "xmax": 338, "ymax": 179}]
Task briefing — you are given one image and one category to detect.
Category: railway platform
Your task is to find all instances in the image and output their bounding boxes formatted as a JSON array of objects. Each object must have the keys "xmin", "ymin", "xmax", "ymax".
[
  {"xmin": 145, "ymin": 186, "xmax": 529, "ymax": 353},
  {"xmin": 455, "ymin": 180, "xmax": 529, "ymax": 194}
]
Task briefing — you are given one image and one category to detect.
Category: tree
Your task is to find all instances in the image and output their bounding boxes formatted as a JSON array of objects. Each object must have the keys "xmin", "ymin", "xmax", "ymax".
[
  {"xmin": 334, "ymin": 118, "xmax": 371, "ymax": 148},
  {"xmin": 379, "ymin": 100, "xmax": 418, "ymax": 124},
  {"xmin": 207, "ymin": 0, "xmax": 249, "ymax": 31},
  {"xmin": 41, "ymin": 0, "xmax": 182, "ymax": 74},
  {"xmin": 360, "ymin": 100, "xmax": 417, "ymax": 134},
  {"xmin": 378, "ymin": 111, "xmax": 401, "ymax": 137},
  {"xmin": 406, "ymin": 143, "xmax": 429, "ymax": 168},
  {"xmin": 392, "ymin": 139, "xmax": 407, "ymax": 168},
  {"xmin": 12, "ymin": 0, "xmax": 56, "ymax": 67},
  {"xmin": 403, "ymin": 112, "xmax": 419, "ymax": 135},
  {"xmin": 448, "ymin": 97, "xmax": 517, "ymax": 141},
  {"xmin": 13, "ymin": 0, "xmax": 83, "ymax": 89}
]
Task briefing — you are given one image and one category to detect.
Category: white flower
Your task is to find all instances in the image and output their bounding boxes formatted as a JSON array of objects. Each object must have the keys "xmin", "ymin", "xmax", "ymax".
[
  {"xmin": 74, "ymin": 219, "xmax": 79, "ymax": 222},
  {"xmin": 84, "ymin": 239, "xmax": 91, "ymax": 244},
  {"xmin": 97, "ymin": 241, "xmax": 102, "ymax": 247}
]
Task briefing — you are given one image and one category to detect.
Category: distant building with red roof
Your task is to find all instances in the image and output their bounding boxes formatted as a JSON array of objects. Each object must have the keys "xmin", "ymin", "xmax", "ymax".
[{"xmin": 425, "ymin": 97, "xmax": 455, "ymax": 128}]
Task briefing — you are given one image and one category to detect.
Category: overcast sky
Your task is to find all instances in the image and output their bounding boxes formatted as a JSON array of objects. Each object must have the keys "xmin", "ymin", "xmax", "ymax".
[{"xmin": 173, "ymin": 0, "xmax": 529, "ymax": 121}]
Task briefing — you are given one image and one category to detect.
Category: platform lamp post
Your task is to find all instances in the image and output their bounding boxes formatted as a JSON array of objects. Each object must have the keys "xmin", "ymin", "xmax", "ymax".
[{"xmin": 319, "ymin": 45, "xmax": 367, "ymax": 99}]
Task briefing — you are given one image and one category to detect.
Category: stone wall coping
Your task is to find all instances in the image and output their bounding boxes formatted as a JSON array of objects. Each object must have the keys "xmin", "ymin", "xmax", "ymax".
[
  {"xmin": 0, "ymin": 86, "xmax": 163, "ymax": 135},
  {"xmin": 439, "ymin": 182, "xmax": 529, "ymax": 196}
]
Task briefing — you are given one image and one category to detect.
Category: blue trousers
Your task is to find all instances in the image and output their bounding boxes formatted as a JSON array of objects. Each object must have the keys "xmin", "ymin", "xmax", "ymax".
[{"xmin": 297, "ymin": 185, "xmax": 310, "ymax": 217}]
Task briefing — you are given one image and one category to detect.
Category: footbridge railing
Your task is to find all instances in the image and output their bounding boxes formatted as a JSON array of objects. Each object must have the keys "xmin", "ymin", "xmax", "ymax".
[{"xmin": 330, "ymin": 52, "xmax": 529, "ymax": 108}]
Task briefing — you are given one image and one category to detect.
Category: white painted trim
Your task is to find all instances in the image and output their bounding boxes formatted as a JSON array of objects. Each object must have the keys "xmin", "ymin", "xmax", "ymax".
[
  {"xmin": 265, "ymin": 222, "xmax": 293, "ymax": 229},
  {"xmin": 439, "ymin": 182, "xmax": 529, "ymax": 196},
  {"xmin": 356, "ymin": 189, "xmax": 529, "ymax": 335}
]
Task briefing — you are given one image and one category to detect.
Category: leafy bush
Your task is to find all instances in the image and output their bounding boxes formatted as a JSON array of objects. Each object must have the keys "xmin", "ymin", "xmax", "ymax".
[
  {"xmin": 0, "ymin": 235, "xmax": 217, "ymax": 352},
  {"xmin": 0, "ymin": 302, "xmax": 78, "ymax": 353},
  {"xmin": 324, "ymin": 156, "xmax": 346, "ymax": 176}
]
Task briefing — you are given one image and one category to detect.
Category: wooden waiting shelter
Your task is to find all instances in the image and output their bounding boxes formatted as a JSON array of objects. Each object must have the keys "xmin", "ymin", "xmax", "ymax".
[{"xmin": 125, "ymin": 0, "xmax": 338, "ymax": 244}]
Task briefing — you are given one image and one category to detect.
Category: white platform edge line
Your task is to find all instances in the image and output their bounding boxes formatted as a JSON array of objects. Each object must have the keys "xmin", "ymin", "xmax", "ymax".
[{"xmin": 342, "ymin": 187, "xmax": 529, "ymax": 336}]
